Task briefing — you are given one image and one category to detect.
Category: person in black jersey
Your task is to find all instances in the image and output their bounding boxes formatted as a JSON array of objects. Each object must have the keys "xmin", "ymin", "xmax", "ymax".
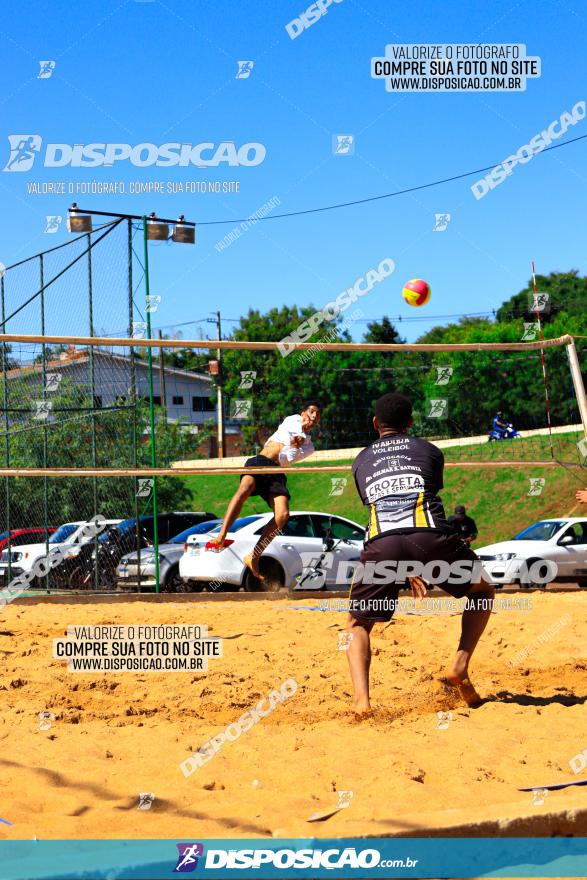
[
  {"xmin": 447, "ymin": 505, "xmax": 478, "ymax": 544},
  {"xmin": 346, "ymin": 392, "xmax": 494, "ymax": 714}
]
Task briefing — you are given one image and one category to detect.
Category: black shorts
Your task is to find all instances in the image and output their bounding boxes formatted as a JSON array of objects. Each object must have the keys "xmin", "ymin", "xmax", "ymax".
[
  {"xmin": 349, "ymin": 530, "xmax": 480, "ymax": 622},
  {"xmin": 241, "ymin": 455, "xmax": 291, "ymax": 505}
]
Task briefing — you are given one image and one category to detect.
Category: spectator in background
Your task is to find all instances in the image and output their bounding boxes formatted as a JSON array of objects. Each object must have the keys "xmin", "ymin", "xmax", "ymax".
[{"xmin": 448, "ymin": 505, "xmax": 478, "ymax": 545}]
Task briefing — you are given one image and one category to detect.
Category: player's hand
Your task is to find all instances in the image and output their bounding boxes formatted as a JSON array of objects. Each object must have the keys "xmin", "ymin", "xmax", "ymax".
[
  {"xmin": 291, "ymin": 434, "xmax": 304, "ymax": 448},
  {"xmin": 408, "ymin": 575, "xmax": 428, "ymax": 600},
  {"xmin": 576, "ymin": 489, "xmax": 587, "ymax": 503}
]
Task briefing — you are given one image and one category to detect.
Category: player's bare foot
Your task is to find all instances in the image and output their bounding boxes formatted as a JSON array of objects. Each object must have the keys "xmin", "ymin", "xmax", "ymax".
[
  {"xmin": 442, "ymin": 673, "xmax": 483, "ymax": 707},
  {"xmin": 352, "ymin": 698, "xmax": 373, "ymax": 719},
  {"xmin": 243, "ymin": 553, "xmax": 264, "ymax": 580}
]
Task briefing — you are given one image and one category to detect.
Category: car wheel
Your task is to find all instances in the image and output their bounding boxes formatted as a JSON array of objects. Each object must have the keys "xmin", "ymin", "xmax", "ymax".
[
  {"xmin": 522, "ymin": 558, "xmax": 550, "ymax": 588},
  {"xmin": 244, "ymin": 558, "xmax": 285, "ymax": 592},
  {"xmin": 163, "ymin": 567, "xmax": 191, "ymax": 593},
  {"xmin": 68, "ymin": 565, "xmax": 90, "ymax": 590}
]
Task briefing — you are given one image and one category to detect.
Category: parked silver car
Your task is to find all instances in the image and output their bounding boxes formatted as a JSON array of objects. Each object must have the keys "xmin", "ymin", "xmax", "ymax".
[{"xmin": 116, "ymin": 519, "xmax": 222, "ymax": 591}]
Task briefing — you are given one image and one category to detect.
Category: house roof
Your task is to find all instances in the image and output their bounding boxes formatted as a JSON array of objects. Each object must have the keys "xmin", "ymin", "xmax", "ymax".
[{"xmin": 6, "ymin": 347, "xmax": 213, "ymax": 384}]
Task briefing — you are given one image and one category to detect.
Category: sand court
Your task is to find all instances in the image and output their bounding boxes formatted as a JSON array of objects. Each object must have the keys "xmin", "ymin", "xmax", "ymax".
[{"xmin": 0, "ymin": 592, "xmax": 586, "ymax": 841}]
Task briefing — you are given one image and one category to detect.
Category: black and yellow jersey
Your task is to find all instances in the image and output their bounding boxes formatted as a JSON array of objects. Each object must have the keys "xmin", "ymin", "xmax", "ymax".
[{"xmin": 352, "ymin": 433, "xmax": 451, "ymax": 542}]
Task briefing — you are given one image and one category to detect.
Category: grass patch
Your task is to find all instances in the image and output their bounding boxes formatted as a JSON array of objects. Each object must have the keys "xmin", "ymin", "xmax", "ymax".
[{"xmin": 182, "ymin": 432, "xmax": 586, "ymax": 548}]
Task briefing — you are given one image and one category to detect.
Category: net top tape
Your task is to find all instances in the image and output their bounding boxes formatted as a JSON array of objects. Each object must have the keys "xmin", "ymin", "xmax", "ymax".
[{"xmin": 0, "ymin": 333, "xmax": 575, "ymax": 352}]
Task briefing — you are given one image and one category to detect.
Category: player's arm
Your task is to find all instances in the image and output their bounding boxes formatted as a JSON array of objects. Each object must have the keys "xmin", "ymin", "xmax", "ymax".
[{"xmin": 576, "ymin": 489, "xmax": 587, "ymax": 503}]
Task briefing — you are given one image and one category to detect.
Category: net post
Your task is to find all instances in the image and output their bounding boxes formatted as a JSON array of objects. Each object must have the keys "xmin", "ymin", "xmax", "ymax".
[
  {"xmin": 87, "ymin": 231, "xmax": 100, "ymax": 592},
  {"xmin": 39, "ymin": 253, "xmax": 50, "ymax": 594},
  {"xmin": 566, "ymin": 338, "xmax": 587, "ymax": 438},
  {"xmin": 128, "ymin": 218, "xmax": 142, "ymax": 592},
  {"xmin": 142, "ymin": 216, "xmax": 160, "ymax": 593},
  {"xmin": 1, "ymin": 273, "xmax": 11, "ymax": 584}
]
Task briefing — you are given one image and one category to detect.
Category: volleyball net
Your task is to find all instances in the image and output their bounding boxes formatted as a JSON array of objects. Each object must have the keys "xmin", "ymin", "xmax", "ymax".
[{"xmin": 1, "ymin": 244, "xmax": 587, "ymax": 593}]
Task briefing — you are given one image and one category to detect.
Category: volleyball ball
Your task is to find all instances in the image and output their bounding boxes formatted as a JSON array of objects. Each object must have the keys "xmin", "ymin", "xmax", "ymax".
[{"xmin": 402, "ymin": 278, "xmax": 431, "ymax": 307}]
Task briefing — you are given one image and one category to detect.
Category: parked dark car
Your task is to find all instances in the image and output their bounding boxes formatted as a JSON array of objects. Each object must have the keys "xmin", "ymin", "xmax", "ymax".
[
  {"xmin": 117, "ymin": 519, "xmax": 222, "ymax": 592},
  {"xmin": 81, "ymin": 512, "xmax": 217, "ymax": 589}
]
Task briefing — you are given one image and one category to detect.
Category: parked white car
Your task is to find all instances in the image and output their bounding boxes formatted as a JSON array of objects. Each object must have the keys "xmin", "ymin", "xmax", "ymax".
[
  {"xmin": 476, "ymin": 518, "xmax": 587, "ymax": 587},
  {"xmin": 0, "ymin": 519, "xmax": 121, "ymax": 585},
  {"xmin": 178, "ymin": 511, "xmax": 365, "ymax": 592}
]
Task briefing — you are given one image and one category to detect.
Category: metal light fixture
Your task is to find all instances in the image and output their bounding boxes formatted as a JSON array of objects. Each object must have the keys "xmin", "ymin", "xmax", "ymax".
[
  {"xmin": 172, "ymin": 215, "xmax": 195, "ymax": 244},
  {"xmin": 145, "ymin": 212, "xmax": 169, "ymax": 241},
  {"xmin": 67, "ymin": 203, "xmax": 92, "ymax": 233}
]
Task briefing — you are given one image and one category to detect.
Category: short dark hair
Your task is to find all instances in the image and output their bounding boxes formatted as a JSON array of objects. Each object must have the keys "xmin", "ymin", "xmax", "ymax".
[
  {"xmin": 300, "ymin": 399, "xmax": 321, "ymax": 412},
  {"xmin": 454, "ymin": 505, "xmax": 466, "ymax": 515},
  {"xmin": 375, "ymin": 393, "xmax": 412, "ymax": 430}
]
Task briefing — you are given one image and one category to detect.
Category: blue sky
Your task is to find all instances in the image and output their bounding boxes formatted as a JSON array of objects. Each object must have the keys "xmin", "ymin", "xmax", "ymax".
[{"xmin": 1, "ymin": 0, "xmax": 586, "ymax": 342}]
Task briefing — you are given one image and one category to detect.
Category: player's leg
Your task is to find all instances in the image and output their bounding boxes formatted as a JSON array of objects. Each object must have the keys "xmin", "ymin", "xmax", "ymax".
[
  {"xmin": 345, "ymin": 614, "xmax": 374, "ymax": 716},
  {"xmin": 210, "ymin": 475, "xmax": 256, "ymax": 548},
  {"xmin": 244, "ymin": 493, "xmax": 289, "ymax": 577},
  {"xmin": 444, "ymin": 578, "xmax": 495, "ymax": 706}
]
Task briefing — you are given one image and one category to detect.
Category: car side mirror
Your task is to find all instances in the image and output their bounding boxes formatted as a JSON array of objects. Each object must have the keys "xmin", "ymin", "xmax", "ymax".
[
  {"xmin": 323, "ymin": 535, "xmax": 335, "ymax": 551},
  {"xmin": 559, "ymin": 534, "xmax": 574, "ymax": 546}
]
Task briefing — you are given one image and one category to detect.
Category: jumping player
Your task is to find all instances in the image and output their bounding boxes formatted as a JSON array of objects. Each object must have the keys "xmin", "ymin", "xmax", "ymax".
[
  {"xmin": 210, "ymin": 401, "xmax": 321, "ymax": 578},
  {"xmin": 346, "ymin": 392, "xmax": 494, "ymax": 713}
]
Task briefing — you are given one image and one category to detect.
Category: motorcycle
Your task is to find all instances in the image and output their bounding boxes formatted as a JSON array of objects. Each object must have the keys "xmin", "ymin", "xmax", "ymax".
[
  {"xmin": 488, "ymin": 422, "xmax": 521, "ymax": 442},
  {"xmin": 294, "ymin": 524, "xmax": 360, "ymax": 591}
]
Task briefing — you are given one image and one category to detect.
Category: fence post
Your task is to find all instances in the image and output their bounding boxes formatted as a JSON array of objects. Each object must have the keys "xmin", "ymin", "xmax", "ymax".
[{"xmin": 142, "ymin": 217, "xmax": 160, "ymax": 593}]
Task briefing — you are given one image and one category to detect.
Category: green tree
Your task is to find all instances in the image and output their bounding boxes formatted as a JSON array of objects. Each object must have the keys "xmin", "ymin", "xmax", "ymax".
[
  {"xmin": 0, "ymin": 376, "xmax": 212, "ymax": 529},
  {"xmin": 496, "ymin": 270, "xmax": 587, "ymax": 323}
]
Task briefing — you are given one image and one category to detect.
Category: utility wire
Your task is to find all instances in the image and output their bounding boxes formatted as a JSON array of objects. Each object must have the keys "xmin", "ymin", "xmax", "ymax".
[{"xmin": 196, "ymin": 132, "xmax": 587, "ymax": 226}]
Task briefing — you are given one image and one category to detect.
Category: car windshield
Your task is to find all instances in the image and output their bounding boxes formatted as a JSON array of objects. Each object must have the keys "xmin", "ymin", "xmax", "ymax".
[
  {"xmin": 99, "ymin": 518, "xmax": 151, "ymax": 542},
  {"xmin": 514, "ymin": 521, "xmax": 565, "ymax": 541},
  {"xmin": 227, "ymin": 516, "xmax": 264, "ymax": 532},
  {"xmin": 171, "ymin": 521, "xmax": 222, "ymax": 543},
  {"xmin": 193, "ymin": 515, "xmax": 262, "ymax": 537},
  {"xmin": 49, "ymin": 523, "xmax": 79, "ymax": 543}
]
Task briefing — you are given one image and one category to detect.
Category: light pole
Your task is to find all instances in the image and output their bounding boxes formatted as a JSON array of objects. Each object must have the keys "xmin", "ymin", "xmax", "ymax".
[{"xmin": 67, "ymin": 205, "xmax": 195, "ymax": 593}]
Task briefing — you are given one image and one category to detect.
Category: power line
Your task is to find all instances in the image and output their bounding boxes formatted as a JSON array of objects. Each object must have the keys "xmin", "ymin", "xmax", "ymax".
[{"xmin": 197, "ymin": 132, "xmax": 587, "ymax": 226}]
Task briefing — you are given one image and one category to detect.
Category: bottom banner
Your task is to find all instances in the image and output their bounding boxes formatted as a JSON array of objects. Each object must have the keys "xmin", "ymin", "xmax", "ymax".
[{"xmin": 0, "ymin": 837, "xmax": 587, "ymax": 879}]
